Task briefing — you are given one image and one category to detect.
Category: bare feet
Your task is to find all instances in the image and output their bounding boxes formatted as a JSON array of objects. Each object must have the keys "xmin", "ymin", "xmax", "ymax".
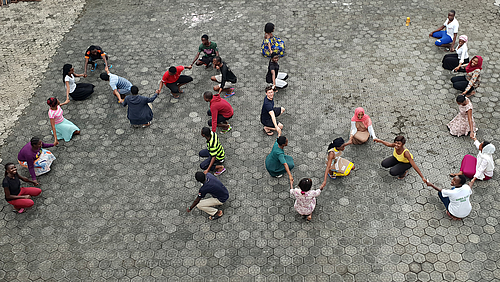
[
  {"xmin": 398, "ymin": 171, "xmax": 408, "ymax": 180},
  {"xmin": 264, "ymin": 127, "xmax": 274, "ymax": 136},
  {"xmin": 306, "ymin": 214, "xmax": 312, "ymax": 221},
  {"xmin": 446, "ymin": 210, "xmax": 461, "ymax": 220}
]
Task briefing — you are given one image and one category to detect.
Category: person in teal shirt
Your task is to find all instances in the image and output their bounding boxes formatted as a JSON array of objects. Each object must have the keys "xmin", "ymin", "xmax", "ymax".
[{"xmin": 265, "ymin": 136, "xmax": 294, "ymax": 186}]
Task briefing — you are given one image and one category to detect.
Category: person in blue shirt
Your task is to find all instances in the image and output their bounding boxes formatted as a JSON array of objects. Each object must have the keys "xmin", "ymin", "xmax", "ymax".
[
  {"xmin": 100, "ymin": 66, "xmax": 133, "ymax": 103},
  {"xmin": 187, "ymin": 172, "xmax": 229, "ymax": 220},
  {"xmin": 122, "ymin": 86, "xmax": 158, "ymax": 128}
]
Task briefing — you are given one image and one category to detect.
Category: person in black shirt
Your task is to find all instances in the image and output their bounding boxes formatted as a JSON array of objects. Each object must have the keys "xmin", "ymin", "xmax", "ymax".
[
  {"xmin": 211, "ymin": 56, "xmax": 237, "ymax": 98},
  {"xmin": 3, "ymin": 163, "xmax": 41, "ymax": 214},
  {"xmin": 266, "ymin": 53, "xmax": 289, "ymax": 89},
  {"xmin": 187, "ymin": 172, "xmax": 229, "ymax": 220},
  {"xmin": 83, "ymin": 45, "xmax": 111, "ymax": 76},
  {"xmin": 261, "ymin": 86, "xmax": 285, "ymax": 136}
]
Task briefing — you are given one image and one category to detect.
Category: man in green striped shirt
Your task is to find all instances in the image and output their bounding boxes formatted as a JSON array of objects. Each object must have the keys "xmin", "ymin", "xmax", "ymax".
[{"xmin": 199, "ymin": 127, "xmax": 226, "ymax": 176}]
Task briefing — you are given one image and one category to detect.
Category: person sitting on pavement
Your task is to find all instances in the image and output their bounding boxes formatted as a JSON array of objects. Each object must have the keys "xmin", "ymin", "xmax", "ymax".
[
  {"xmin": 451, "ymin": 55, "xmax": 482, "ymax": 97},
  {"xmin": 156, "ymin": 65, "xmax": 193, "ymax": 99},
  {"xmin": 375, "ymin": 136, "xmax": 427, "ymax": 182},
  {"xmin": 83, "ymin": 45, "xmax": 111, "ymax": 76},
  {"xmin": 447, "ymin": 94, "xmax": 477, "ymax": 138},
  {"xmin": 426, "ymin": 175, "xmax": 472, "ymax": 220},
  {"xmin": 211, "ymin": 56, "xmax": 237, "ymax": 98},
  {"xmin": 450, "ymin": 137, "xmax": 495, "ymax": 188},
  {"xmin": 62, "ymin": 64, "xmax": 94, "ymax": 101},
  {"xmin": 442, "ymin": 35, "xmax": 469, "ymax": 71},
  {"xmin": 320, "ymin": 137, "xmax": 355, "ymax": 188},
  {"xmin": 47, "ymin": 97, "xmax": 80, "ymax": 144},
  {"xmin": 17, "ymin": 137, "xmax": 56, "ymax": 185},
  {"xmin": 290, "ymin": 178, "xmax": 324, "ymax": 221},
  {"xmin": 189, "ymin": 34, "xmax": 219, "ymax": 69},
  {"xmin": 342, "ymin": 107, "xmax": 377, "ymax": 146},
  {"xmin": 265, "ymin": 136, "xmax": 294, "ymax": 187},
  {"xmin": 261, "ymin": 85, "xmax": 285, "ymax": 136},
  {"xmin": 3, "ymin": 163, "xmax": 41, "ymax": 214},
  {"xmin": 122, "ymin": 86, "xmax": 158, "ymax": 128},
  {"xmin": 100, "ymin": 66, "xmax": 133, "ymax": 103},
  {"xmin": 429, "ymin": 10, "xmax": 459, "ymax": 51},
  {"xmin": 186, "ymin": 171, "xmax": 228, "ymax": 220},
  {"xmin": 266, "ymin": 52, "xmax": 288, "ymax": 90},
  {"xmin": 203, "ymin": 91, "xmax": 233, "ymax": 133},
  {"xmin": 200, "ymin": 127, "xmax": 226, "ymax": 176}
]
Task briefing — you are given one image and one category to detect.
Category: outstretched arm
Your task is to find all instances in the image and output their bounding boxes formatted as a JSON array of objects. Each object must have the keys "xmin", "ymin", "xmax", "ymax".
[
  {"xmin": 320, "ymin": 152, "xmax": 335, "ymax": 189},
  {"xmin": 425, "ymin": 181, "xmax": 442, "ymax": 192},
  {"xmin": 406, "ymin": 151, "xmax": 426, "ymax": 183},
  {"xmin": 186, "ymin": 197, "xmax": 201, "ymax": 212},
  {"xmin": 374, "ymin": 138, "xmax": 394, "ymax": 147}
]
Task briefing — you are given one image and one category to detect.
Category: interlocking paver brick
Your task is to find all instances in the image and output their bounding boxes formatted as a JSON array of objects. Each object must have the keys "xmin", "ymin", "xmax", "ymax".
[{"xmin": 2, "ymin": 0, "xmax": 500, "ymax": 280}]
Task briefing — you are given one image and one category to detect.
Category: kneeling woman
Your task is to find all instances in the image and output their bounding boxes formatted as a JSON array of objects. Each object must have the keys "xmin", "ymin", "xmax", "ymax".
[
  {"xmin": 343, "ymin": 107, "xmax": 377, "ymax": 146},
  {"xmin": 17, "ymin": 137, "xmax": 56, "ymax": 184},
  {"xmin": 375, "ymin": 136, "xmax": 427, "ymax": 182},
  {"xmin": 320, "ymin": 137, "xmax": 355, "ymax": 188},
  {"xmin": 450, "ymin": 137, "xmax": 495, "ymax": 188},
  {"xmin": 63, "ymin": 64, "xmax": 94, "ymax": 101},
  {"xmin": 451, "ymin": 55, "xmax": 482, "ymax": 97},
  {"xmin": 47, "ymin": 97, "xmax": 80, "ymax": 144},
  {"xmin": 3, "ymin": 163, "xmax": 41, "ymax": 213}
]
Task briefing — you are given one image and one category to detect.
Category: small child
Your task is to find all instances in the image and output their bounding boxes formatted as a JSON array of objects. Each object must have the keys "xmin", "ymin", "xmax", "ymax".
[{"xmin": 290, "ymin": 178, "xmax": 324, "ymax": 221}]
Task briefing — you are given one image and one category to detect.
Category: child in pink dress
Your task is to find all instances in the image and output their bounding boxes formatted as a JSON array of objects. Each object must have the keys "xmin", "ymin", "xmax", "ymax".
[{"xmin": 290, "ymin": 178, "xmax": 324, "ymax": 221}]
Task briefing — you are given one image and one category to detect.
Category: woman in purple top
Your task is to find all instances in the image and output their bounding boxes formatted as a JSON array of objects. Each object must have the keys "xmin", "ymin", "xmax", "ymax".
[{"xmin": 17, "ymin": 137, "xmax": 56, "ymax": 184}]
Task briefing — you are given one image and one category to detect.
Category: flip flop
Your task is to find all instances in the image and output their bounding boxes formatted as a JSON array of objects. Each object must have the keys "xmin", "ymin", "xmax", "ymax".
[
  {"xmin": 17, "ymin": 208, "xmax": 25, "ymax": 214},
  {"xmin": 221, "ymin": 125, "xmax": 232, "ymax": 133},
  {"xmin": 263, "ymin": 128, "xmax": 274, "ymax": 136},
  {"xmin": 209, "ymin": 210, "xmax": 223, "ymax": 220},
  {"xmin": 170, "ymin": 93, "xmax": 179, "ymax": 99},
  {"xmin": 215, "ymin": 168, "xmax": 226, "ymax": 176},
  {"xmin": 224, "ymin": 88, "xmax": 235, "ymax": 98}
]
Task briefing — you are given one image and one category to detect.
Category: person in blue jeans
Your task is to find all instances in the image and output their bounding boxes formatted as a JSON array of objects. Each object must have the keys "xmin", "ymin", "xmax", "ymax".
[{"xmin": 429, "ymin": 10, "xmax": 459, "ymax": 51}]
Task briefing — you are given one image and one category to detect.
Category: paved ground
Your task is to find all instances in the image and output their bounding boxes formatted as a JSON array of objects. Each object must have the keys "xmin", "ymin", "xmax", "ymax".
[{"xmin": 1, "ymin": 0, "xmax": 500, "ymax": 281}]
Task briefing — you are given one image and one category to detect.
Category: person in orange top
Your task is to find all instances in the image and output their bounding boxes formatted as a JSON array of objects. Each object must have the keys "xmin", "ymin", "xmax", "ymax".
[
  {"xmin": 375, "ymin": 136, "xmax": 427, "ymax": 182},
  {"xmin": 83, "ymin": 45, "xmax": 110, "ymax": 76}
]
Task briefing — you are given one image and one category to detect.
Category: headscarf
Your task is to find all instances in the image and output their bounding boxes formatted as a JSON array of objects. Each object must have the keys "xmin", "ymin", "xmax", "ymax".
[
  {"xmin": 459, "ymin": 35, "xmax": 468, "ymax": 43},
  {"xmin": 476, "ymin": 142, "xmax": 495, "ymax": 177},
  {"xmin": 465, "ymin": 56, "xmax": 483, "ymax": 73},
  {"xmin": 351, "ymin": 107, "xmax": 372, "ymax": 129}
]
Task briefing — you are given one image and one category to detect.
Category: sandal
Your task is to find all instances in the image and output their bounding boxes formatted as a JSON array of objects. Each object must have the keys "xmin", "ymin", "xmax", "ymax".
[
  {"xmin": 263, "ymin": 128, "xmax": 274, "ymax": 136},
  {"xmin": 209, "ymin": 210, "xmax": 223, "ymax": 220},
  {"xmin": 398, "ymin": 171, "xmax": 408, "ymax": 180},
  {"xmin": 215, "ymin": 168, "xmax": 226, "ymax": 176},
  {"xmin": 170, "ymin": 93, "xmax": 180, "ymax": 99},
  {"xmin": 17, "ymin": 208, "xmax": 25, "ymax": 214},
  {"xmin": 328, "ymin": 173, "xmax": 337, "ymax": 179},
  {"xmin": 224, "ymin": 88, "xmax": 235, "ymax": 98},
  {"xmin": 142, "ymin": 122, "xmax": 151, "ymax": 128},
  {"xmin": 221, "ymin": 125, "xmax": 232, "ymax": 133}
]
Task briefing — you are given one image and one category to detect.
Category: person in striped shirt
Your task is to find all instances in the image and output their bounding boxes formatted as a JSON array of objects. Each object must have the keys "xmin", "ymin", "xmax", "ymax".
[
  {"xmin": 100, "ymin": 66, "xmax": 133, "ymax": 103},
  {"xmin": 199, "ymin": 127, "xmax": 226, "ymax": 176}
]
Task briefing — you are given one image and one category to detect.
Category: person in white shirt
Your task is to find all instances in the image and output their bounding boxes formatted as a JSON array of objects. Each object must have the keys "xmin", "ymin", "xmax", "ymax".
[
  {"xmin": 429, "ymin": 10, "xmax": 459, "ymax": 51},
  {"xmin": 442, "ymin": 35, "xmax": 469, "ymax": 71},
  {"xmin": 426, "ymin": 175, "xmax": 472, "ymax": 220},
  {"xmin": 450, "ymin": 138, "xmax": 495, "ymax": 188}
]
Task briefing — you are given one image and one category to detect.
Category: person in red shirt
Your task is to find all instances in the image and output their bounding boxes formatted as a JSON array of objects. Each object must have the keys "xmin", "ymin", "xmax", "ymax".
[
  {"xmin": 203, "ymin": 91, "xmax": 233, "ymax": 132},
  {"xmin": 156, "ymin": 65, "xmax": 193, "ymax": 99}
]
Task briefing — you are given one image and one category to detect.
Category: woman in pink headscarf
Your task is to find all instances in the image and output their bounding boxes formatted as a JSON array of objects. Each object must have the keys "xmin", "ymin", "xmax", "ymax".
[
  {"xmin": 451, "ymin": 55, "xmax": 482, "ymax": 97},
  {"xmin": 442, "ymin": 35, "xmax": 469, "ymax": 71},
  {"xmin": 343, "ymin": 107, "xmax": 377, "ymax": 147}
]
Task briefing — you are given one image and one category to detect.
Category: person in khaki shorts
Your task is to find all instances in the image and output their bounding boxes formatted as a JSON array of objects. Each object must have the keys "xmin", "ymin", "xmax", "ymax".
[
  {"xmin": 211, "ymin": 56, "xmax": 237, "ymax": 98},
  {"xmin": 187, "ymin": 172, "xmax": 229, "ymax": 220}
]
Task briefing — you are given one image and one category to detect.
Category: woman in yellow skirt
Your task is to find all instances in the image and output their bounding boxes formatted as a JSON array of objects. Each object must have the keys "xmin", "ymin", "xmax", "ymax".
[{"xmin": 320, "ymin": 137, "xmax": 355, "ymax": 188}]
